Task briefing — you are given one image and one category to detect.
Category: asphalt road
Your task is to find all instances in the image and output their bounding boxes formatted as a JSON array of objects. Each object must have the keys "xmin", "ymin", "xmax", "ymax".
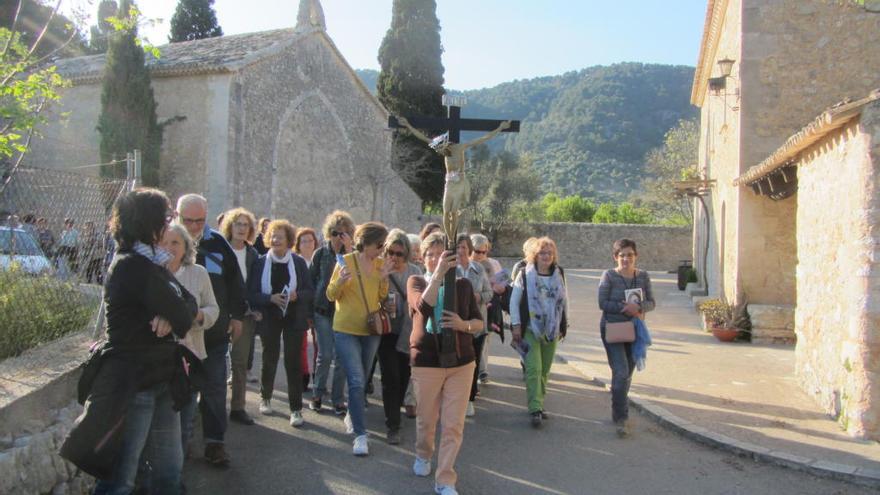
[{"xmin": 182, "ymin": 345, "xmax": 871, "ymax": 494}]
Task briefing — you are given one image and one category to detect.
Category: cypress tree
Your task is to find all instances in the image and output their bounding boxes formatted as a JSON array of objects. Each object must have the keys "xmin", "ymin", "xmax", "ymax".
[
  {"xmin": 169, "ymin": 0, "xmax": 223, "ymax": 43},
  {"xmin": 97, "ymin": 0, "xmax": 162, "ymax": 186},
  {"xmin": 377, "ymin": 0, "xmax": 446, "ymax": 204},
  {"xmin": 88, "ymin": 1, "xmax": 118, "ymax": 54}
]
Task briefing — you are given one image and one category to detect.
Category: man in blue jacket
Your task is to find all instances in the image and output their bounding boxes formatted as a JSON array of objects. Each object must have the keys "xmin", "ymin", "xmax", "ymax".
[{"xmin": 177, "ymin": 193, "xmax": 247, "ymax": 467}]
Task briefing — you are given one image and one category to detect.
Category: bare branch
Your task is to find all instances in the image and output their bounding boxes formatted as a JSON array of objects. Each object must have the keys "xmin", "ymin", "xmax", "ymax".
[
  {"xmin": 26, "ymin": 0, "xmax": 63, "ymax": 60},
  {"xmin": 0, "ymin": 0, "xmax": 24, "ymax": 59}
]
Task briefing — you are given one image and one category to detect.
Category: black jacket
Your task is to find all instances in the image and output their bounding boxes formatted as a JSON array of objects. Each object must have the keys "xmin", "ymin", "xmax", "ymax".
[
  {"xmin": 60, "ymin": 249, "xmax": 199, "ymax": 479},
  {"xmin": 103, "ymin": 250, "xmax": 197, "ymax": 347},
  {"xmin": 248, "ymin": 253, "xmax": 315, "ymax": 332},
  {"xmin": 196, "ymin": 227, "xmax": 247, "ymax": 349},
  {"xmin": 310, "ymin": 243, "xmax": 342, "ymax": 315}
]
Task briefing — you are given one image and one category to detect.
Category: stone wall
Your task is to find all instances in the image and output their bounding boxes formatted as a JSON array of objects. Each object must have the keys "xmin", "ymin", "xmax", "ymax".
[
  {"xmin": 231, "ymin": 32, "xmax": 422, "ymax": 232},
  {"xmin": 695, "ymin": 0, "xmax": 743, "ymax": 303},
  {"xmin": 696, "ymin": 0, "xmax": 880, "ymax": 309},
  {"xmin": 0, "ymin": 331, "xmax": 94, "ymax": 494},
  {"xmin": 492, "ymin": 222, "xmax": 692, "ymax": 271},
  {"xmin": 795, "ymin": 109, "xmax": 879, "ymax": 440}
]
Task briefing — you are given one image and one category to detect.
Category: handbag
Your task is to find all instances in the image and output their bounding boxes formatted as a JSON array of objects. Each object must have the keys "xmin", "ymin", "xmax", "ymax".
[
  {"xmin": 352, "ymin": 254, "xmax": 391, "ymax": 336},
  {"xmin": 605, "ymin": 321, "xmax": 635, "ymax": 343}
]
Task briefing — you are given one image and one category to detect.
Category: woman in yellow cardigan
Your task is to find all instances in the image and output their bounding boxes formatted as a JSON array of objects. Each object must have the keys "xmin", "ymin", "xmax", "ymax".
[{"xmin": 326, "ymin": 221, "xmax": 391, "ymax": 456}]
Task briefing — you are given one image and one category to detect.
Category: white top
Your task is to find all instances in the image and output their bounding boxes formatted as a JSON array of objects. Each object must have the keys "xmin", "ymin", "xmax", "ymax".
[
  {"xmin": 233, "ymin": 245, "xmax": 248, "ymax": 283},
  {"xmin": 174, "ymin": 264, "xmax": 220, "ymax": 360}
]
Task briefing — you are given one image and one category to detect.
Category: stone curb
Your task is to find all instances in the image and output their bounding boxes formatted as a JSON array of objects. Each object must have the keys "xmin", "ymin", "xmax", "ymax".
[{"xmin": 555, "ymin": 352, "xmax": 880, "ymax": 489}]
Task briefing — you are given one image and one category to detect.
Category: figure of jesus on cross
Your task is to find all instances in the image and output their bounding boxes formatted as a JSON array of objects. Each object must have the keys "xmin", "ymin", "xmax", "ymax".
[{"xmin": 389, "ymin": 96, "xmax": 520, "ymax": 244}]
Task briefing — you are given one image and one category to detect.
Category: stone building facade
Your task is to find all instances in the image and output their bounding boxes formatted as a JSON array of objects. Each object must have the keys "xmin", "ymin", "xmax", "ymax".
[
  {"xmin": 26, "ymin": 0, "xmax": 421, "ymax": 230},
  {"xmin": 691, "ymin": 0, "xmax": 880, "ymax": 439}
]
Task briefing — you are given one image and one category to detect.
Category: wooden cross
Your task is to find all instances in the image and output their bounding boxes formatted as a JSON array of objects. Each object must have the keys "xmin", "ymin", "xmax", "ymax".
[
  {"xmin": 388, "ymin": 98, "xmax": 520, "ymax": 343},
  {"xmin": 387, "ymin": 103, "xmax": 520, "ymax": 145}
]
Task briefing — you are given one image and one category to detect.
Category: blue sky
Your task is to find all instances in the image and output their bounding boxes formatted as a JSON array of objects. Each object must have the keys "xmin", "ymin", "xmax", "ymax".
[{"xmin": 66, "ymin": 0, "xmax": 708, "ymax": 90}]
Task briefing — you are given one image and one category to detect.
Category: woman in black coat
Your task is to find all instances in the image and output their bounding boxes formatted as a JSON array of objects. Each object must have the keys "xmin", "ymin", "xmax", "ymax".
[
  {"xmin": 82, "ymin": 188, "xmax": 197, "ymax": 494},
  {"xmin": 247, "ymin": 220, "xmax": 314, "ymax": 428}
]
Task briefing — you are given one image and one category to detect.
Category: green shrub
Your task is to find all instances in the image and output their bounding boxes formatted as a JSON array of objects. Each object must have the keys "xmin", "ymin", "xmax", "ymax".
[{"xmin": 0, "ymin": 266, "xmax": 98, "ymax": 359}]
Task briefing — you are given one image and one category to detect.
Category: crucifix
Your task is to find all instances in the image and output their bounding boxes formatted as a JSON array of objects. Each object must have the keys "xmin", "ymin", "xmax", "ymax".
[{"xmin": 389, "ymin": 96, "xmax": 520, "ymax": 329}]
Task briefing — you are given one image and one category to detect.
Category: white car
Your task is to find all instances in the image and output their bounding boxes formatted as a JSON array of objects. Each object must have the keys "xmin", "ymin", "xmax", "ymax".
[{"xmin": 0, "ymin": 226, "xmax": 53, "ymax": 275}]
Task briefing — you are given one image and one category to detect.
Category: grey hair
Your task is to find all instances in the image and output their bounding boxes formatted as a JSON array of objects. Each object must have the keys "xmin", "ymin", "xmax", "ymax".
[
  {"xmin": 470, "ymin": 233, "xmax": 490, "ymax": 250},
  {"xmin": 420, "ymin": 232, "xmax": 447, "ymax": 257},
  {"xmin": 176, "ymin": 193, "xmax": 208, "ymax": 212},
  {"xmin": 406, "ymin": 234, "xmax": 421, "ymax": 251},
  {"xmin": 385, "ymin": 228, "xmax": 411, "ymax": 262},
  {"xmin": 166, "ymin": 223, "xmax": 197, "ymax": 266}
]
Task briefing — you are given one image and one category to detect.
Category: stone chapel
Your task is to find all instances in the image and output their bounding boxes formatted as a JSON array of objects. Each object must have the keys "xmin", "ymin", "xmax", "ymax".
[
  {"xmin": 689, "ymin": 0, "xmax": 880, "ymax": 439},
  {"xmin": 26, "ymin": 0, "xmax": 421, "ymax": 229}
]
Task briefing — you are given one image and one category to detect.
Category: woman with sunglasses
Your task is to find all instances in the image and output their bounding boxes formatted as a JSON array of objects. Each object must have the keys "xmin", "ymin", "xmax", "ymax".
[
  {"xmin": 326, "ymin": 221, "xmax": 392, "ymax": 456},
  {"xmin": 377, "ymin": 229, "xmax": 422, "ymax": 445},
  {"xmin": 309, "ymin": 211, "xmax": 355, "ymax": 416}
]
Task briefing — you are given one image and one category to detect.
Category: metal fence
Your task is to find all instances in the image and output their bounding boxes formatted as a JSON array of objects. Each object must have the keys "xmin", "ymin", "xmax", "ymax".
[{"xmin": 0, "ymin": 159, "xmax": 136, "ymax": 358}]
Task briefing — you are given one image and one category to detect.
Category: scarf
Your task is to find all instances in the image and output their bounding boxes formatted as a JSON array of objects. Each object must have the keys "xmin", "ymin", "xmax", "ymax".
[
  {"xmin": 633, "ymin": 318, "xmax": 653, "ymax": 371},
  {"xmin": 133, "ymin": 241, "xmax": 172, "ymax": 266},
  {"xmin": 261, "ymin": 250, "xmax": 297, "ymax": 298},
  {"xmin": 525, "ymin": 263, "xmax": 567, "ymax": 341},
  {"xmin": 424, "ymin": 271, "xmax": 444, "ymax": 335}
]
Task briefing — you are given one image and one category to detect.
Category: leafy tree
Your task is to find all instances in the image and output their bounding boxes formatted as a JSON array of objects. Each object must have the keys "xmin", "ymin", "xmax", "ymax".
[
  {"xmin": 593, "ymin": 202, "xmax": 653, "ymax": 224},
  {"xmin": 97, "ymin": 0, "xmax": 162, "ymax": 185},
  {"xmin": 0, "ymin": 0, "xmax": 87, "ymax": 58},
  {"xmin": 0, "ymin": 1, "xmax": 70, "ymax": 172},
  {"xmin": 640, "ymin": 118, "xmax": 698, "ymax": 223},
  {"xmin": 544, "ymin": 194, "xmax": 596, "ymax": 222},
  {"xmin": 378, "ymin": 0, "xmax": 445, "ymax": 204},
  {"xmin": 88, "ymin": 0, "xmax": 118, "ymax": 54},
  {"xmin": 466, "ymin": 145, "xmax": 541, "ymax": 242},
  {"xmin": 169, "ymin": 0, "xmax": 223, "ymax": 43}
]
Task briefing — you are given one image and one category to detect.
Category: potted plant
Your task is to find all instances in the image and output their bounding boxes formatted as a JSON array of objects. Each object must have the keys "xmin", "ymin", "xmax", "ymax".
[{"xmin": 699, "ymin": 298, "xmax": 751, "ymax": 342}]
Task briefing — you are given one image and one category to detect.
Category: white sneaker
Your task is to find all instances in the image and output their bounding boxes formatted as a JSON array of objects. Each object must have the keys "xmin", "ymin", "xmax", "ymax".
[
  {"xmin": 344, "ymin": 411, "xmax": 355, "ymax": 434},
  {"xmin": 413, "ymin": 457, "xmax": 432, "ymax": 477},
  {"xmin": 434, "ymin": 483, "xmax": 458, "ymax": 495},
  {"xmin": 466, "ymin": 401, "xmax": 475, "ymax": 417},
  {"xmin": 247, "ymin": 371, "xmax": 258, "ymax": 383},
  {"xmin": 290, "ymin": 410, "xmax": 304, "ymax": 427},
  {"xmin": 259, "ymin": 399, "xmax": 273, "ymax": 415},
  {"xmin": 352, "ymin": 434, "xmax": 369, "ymax": 456}
]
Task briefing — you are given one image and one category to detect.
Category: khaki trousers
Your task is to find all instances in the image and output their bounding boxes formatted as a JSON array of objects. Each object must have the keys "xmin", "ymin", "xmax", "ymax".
[
  {"xmin": 230, "ymin": 317, "xmax": 256, "ymax": 411},
  {"xmin": 412, "ymin": 361, "xmax": 475, "ymax": 486}
]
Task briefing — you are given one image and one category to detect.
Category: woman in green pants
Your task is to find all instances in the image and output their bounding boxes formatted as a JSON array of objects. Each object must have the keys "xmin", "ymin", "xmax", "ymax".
[{"xmin": 509, "ymin": 236, "xmax": 568, "ymax": 427}]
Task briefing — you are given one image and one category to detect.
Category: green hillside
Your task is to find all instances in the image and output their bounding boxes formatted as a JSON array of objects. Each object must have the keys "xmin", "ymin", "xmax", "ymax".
[{"xmin": 356, "ymin": 63, "xmax": 697, "ymax": 201}]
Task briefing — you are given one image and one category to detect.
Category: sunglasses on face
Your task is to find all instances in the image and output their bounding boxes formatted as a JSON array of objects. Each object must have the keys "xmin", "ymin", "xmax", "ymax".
[
  {"xmin": 386, "ymin": 250, "xmax": 406, "ymax": 258},
  {"xmin": 330, "ymin": 230, "xmax": 347, "ymax": 237},
  {"xmin": 474, "ymin": 250, "xmax": 488, "ymax": 255}
]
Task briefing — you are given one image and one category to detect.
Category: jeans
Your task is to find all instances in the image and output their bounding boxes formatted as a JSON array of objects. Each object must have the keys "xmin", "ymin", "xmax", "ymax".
[
  {"xmin": 200, "ymin": 342, "xmax": 228, "ymax": 444},
  {"xmin": 260, "ymin": 318, "xmax": 305, "ymax": 412},
  {"xmin": 524, "ymin": 331, "xmax": 558, "ymax": 413},
  {"xmin": 602, "ymin": 325, "xmax": 636, "ymax": 423},
  {"xmin": 230, "ymin": 318, "xmax": 256, "ymax": 411},
  {"xmin": 93, "ymin": 383, "xmax": 182, "ymax": 495},
  {"xmin": 334, "ymin": 331, "xmax": 380, "ymax": 436},
  {"xmin": 313, "ymin": 313, "xmax": 346, "ymax": 405},
  {"xmin": 377, "ymin": 333, "xmax": 411, "ymax": 431}
]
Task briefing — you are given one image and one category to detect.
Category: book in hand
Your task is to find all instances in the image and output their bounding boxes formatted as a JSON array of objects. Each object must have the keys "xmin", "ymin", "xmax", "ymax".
[
  {"xmin": 624, "ymin": 288, "xmax": 644, "ymax": 306},
  {"xmin": 280, "ymin": 285, "xmax": 291, "ymax": 317},
  {"xmin": 512, "ymin": 338, "xmax": 530, "ymax": 360}
]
